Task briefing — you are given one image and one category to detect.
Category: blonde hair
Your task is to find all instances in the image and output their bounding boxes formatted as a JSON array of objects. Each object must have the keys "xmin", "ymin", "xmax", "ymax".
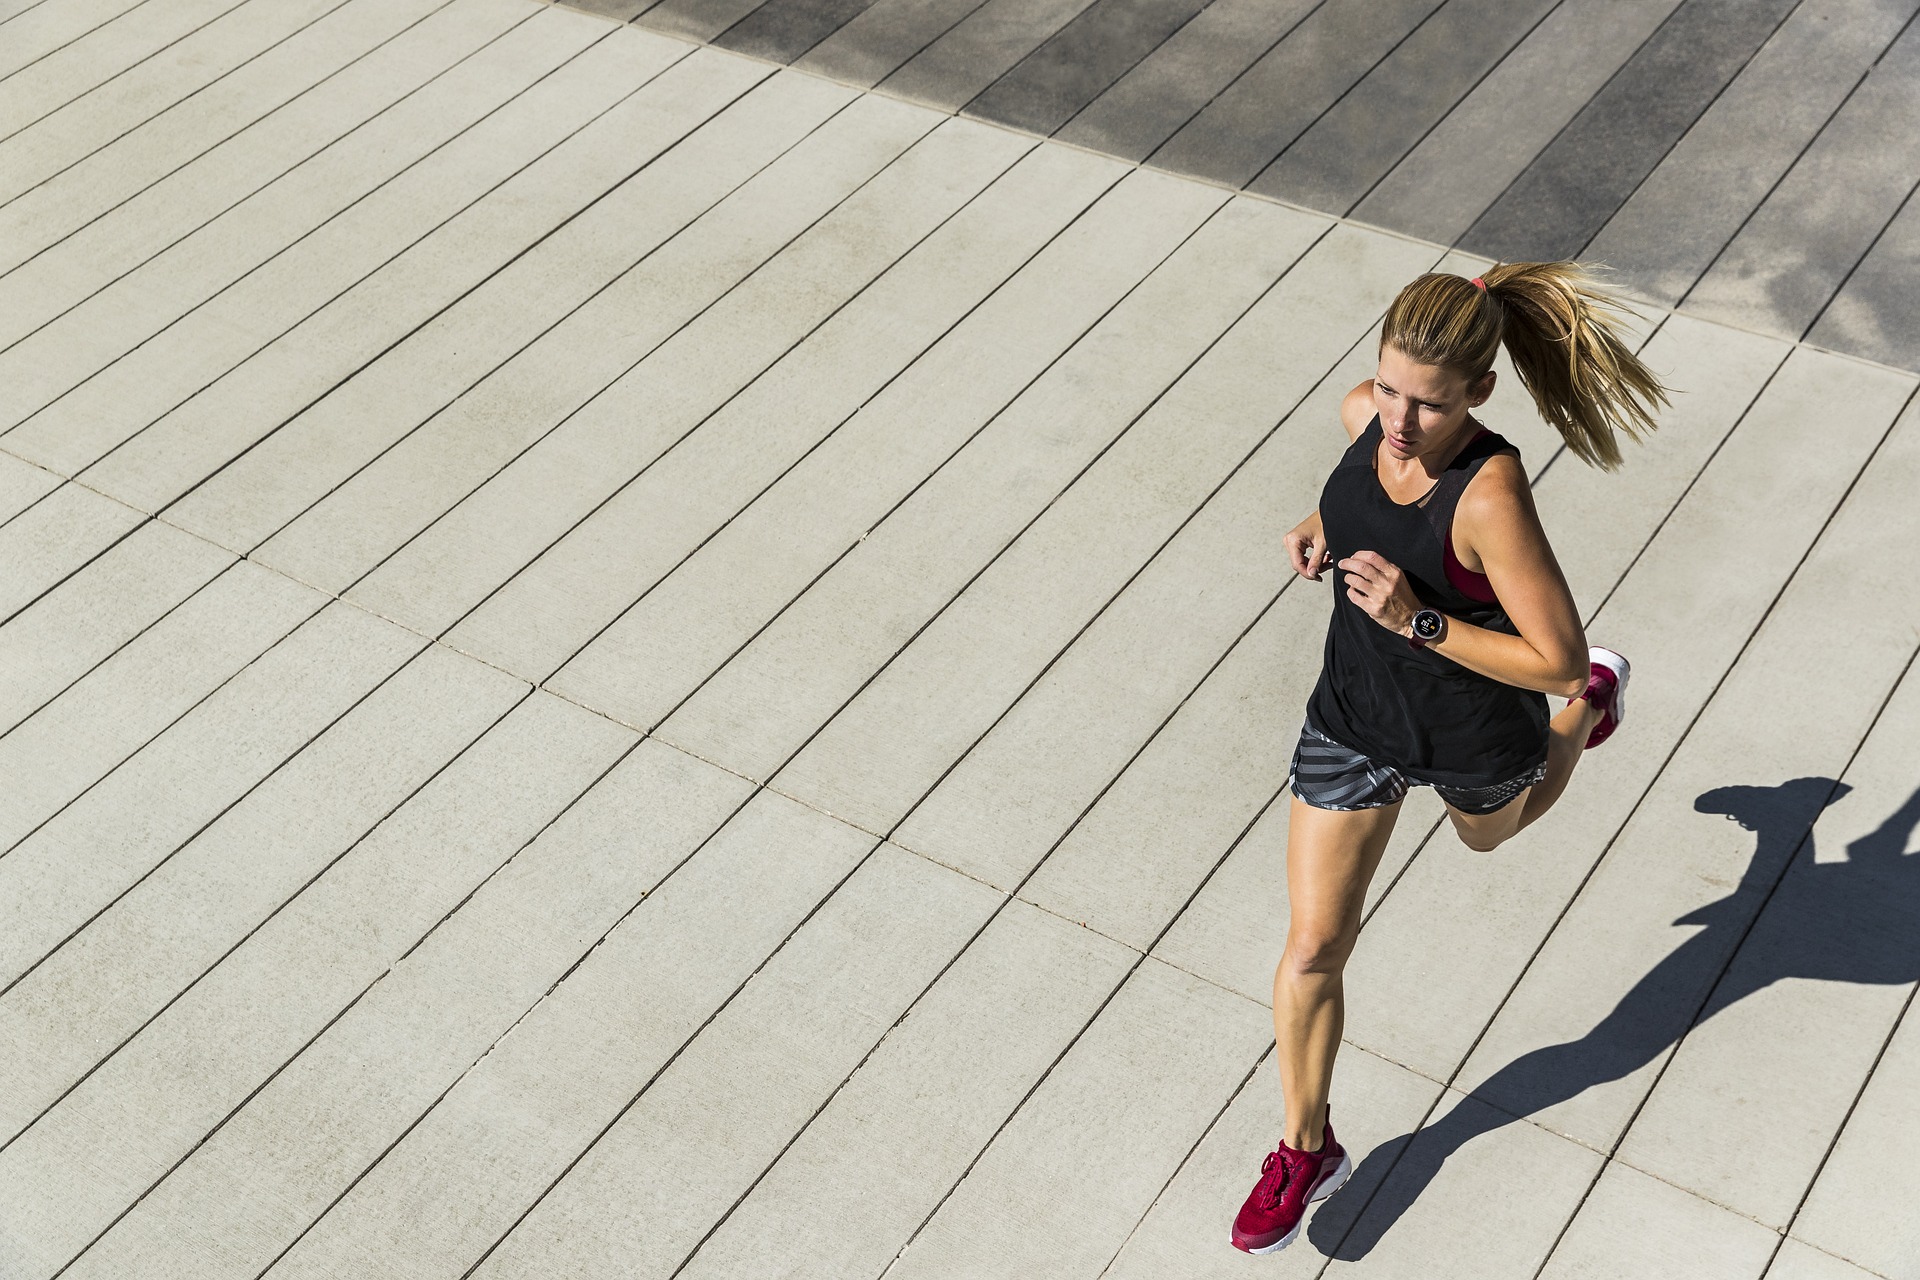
[{"xmin": 1380, "ymin": 262, "xmax": 1669, "ymax": 470}]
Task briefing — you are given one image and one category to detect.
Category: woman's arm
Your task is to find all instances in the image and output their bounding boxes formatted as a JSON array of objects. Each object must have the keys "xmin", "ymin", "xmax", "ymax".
[
  {"xmin": 1338, "ymin": 456, "xmax": 1590, "ymax": 698},
  {"xmin": 1286, "ymin": 383, "xmax": 1379, "ymax": 582}
]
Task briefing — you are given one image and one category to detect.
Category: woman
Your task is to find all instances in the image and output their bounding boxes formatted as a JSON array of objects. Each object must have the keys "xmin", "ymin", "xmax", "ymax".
[{"xmin": 1230, "ymin": 264, "xmax": 1668, "ymax": 1254}]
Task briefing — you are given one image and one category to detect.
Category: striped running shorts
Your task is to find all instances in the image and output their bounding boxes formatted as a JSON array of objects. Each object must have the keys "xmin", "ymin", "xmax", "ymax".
[{"xmin": 1288, "ymin": 722, "xmax": 1547, "ymax": 816}]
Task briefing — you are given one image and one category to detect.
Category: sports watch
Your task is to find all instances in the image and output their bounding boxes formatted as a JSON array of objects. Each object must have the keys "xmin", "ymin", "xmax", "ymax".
[{"xmin": 1408, "ymin": 608, "xmax": 1445, "ymax": 650}]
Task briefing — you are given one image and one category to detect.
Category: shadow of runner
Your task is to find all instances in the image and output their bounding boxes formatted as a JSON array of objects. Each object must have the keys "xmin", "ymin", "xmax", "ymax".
[{"xmin": 1313, "ymin": 775, "xmax": 1920, "ymax": 1260}]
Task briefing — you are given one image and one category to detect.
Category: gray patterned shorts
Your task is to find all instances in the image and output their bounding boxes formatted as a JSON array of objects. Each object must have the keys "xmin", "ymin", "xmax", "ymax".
[{"xmin": 1288, "ymin": 723, "xmax": 1547, "ymax": 817}]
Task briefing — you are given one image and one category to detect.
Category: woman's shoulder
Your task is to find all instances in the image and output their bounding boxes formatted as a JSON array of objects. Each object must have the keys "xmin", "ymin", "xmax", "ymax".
[
  {"xmin": 1339, "ymin": 380, "xmax": 1376, "ymax": 441},
  {"xmin": 1456, "ymin": 447, "xmax": 1538, "ymax": 542}
]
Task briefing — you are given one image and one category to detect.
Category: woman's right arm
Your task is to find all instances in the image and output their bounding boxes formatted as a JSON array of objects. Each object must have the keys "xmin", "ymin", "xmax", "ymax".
[{"xmin": 1287, "ymin": 380, "xmax": 1376, "ymax": 582}]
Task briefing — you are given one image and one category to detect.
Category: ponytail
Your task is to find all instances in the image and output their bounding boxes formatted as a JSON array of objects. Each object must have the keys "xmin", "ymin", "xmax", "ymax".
[{"xmin": 1380, "ymin": 262, "xmax": 1669, "ymax": 470}]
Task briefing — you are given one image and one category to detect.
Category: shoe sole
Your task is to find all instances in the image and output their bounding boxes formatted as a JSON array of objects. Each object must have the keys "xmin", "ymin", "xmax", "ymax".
[
  {"xmin": 1587, "ymin": 647, "xmax": 1629, "ymax": 747},
  {"xmin": 1237, "ymin": 1151, "xmax": 1354, "ymax": 1255}
]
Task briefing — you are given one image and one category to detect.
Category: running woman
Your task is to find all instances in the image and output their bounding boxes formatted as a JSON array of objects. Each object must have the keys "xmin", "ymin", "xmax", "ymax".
[{"xmin": 1230, "ymin": 264, "xmax": 1668, "ymax": 1255}]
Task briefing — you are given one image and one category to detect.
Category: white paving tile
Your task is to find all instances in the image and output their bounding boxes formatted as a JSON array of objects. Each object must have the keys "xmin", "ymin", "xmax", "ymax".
[
  {"xmin": 22, "ymin": 24, "xmax": 694, "ymax": 488},
  {"xmin": 474, "ymin": 844, "xmax": 1001, "ymax": 1278},
  {"xmin": 0, "ymin": 1, "xmax": 599, "ymax": 419},
  {"xmin": 1539, "ymin": 1160, "xmax": 1779, "ymax": 1279},
  {"xmin": 675, "ymin": 899, "xmax": 1134, "ymax": 1280},
  {"xmin": 203, "ymin": 63, "xmax": 866, "ymax": 570},
  {"xmin": 0, "ymin": 517, "xmax": 230, "ymax": 735},
  {"xmin": 379, "ymin": 127, "xmax": 1107, "ymax": 658},
  {"xmin": 63, "ymin": 739, "xmax": 751, "ymax": 1280},
  {"xmin": 0, "ymin": 0, "xmax": 495, "ymax": 289},
  {"xmin": 261, "ymin": 789, "xmax": 874, "ymax": 1280},
  {"xmin": 885, "ymin": 958, "xmax": 1271, "ymax": 1279},
  {"xmin": 0, "ymin": 558, "xmax": 320, "ymax": 851},
  {"xmin": 0, "ymin": 690, "xmax": 625, "ymax": 1278}
]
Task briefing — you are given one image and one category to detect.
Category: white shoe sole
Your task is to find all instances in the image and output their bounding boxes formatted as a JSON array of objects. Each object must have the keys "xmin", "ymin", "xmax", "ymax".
[
  {"xmin": 1240, "ymin": 1151, "xmax": 1354, "ymax": 1255},
  {"xmin": 1589, "ymin": 646, "xmax": 1629, "ymax": 731}
]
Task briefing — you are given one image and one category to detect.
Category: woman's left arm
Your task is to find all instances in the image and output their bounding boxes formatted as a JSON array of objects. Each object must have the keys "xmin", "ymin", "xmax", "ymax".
[{"xmin": 1339, "ymin": 456, "xmax": 1590, "ymax": 698}]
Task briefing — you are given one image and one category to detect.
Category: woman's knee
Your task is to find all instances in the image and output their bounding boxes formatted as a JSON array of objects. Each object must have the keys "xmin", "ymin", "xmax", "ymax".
[
  {"xmin": 1281, "ymin": 927, "xmax": 1357, "ymax": 978},
  {"xmin": 1450, "ymin": 811, "xmax": 1514, "ymax": 852}
]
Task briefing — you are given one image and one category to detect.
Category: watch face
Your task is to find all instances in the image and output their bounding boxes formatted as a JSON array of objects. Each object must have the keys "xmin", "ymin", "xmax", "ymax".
[{"xmin": 1413, "ymin": 610, "xmax": 1442, "ymax": 640}]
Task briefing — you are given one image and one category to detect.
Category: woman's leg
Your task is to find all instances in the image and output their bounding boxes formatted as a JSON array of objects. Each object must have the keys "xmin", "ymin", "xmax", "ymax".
[
  {"xmin": 1275, "ymin": 796, "xmax": 1402, "ymax": 1151},
  {"xmin": 1446, "ymin": 695, "xmax": 1602, "ymax": 851}
]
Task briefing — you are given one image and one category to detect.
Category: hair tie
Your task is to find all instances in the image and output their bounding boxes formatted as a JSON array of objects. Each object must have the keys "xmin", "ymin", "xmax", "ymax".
[{"xmin": 1470, "ymin": 276, "xmax": 1487, "ymax": 291}]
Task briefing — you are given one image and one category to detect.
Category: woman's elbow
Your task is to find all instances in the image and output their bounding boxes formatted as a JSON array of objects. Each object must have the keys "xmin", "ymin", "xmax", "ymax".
[{"xmin": 1552, "ymin": 658, "xmax": 1590, "ymax": 701}]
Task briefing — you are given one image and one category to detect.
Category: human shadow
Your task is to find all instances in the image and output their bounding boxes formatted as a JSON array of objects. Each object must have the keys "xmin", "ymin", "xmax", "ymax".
[{"xmin": 1314, "ymin": 775, "xmax": 1920, "ymax": 1259}]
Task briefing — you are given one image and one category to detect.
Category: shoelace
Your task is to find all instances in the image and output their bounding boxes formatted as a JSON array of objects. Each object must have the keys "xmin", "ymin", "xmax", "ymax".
[{"xmin": 1256, "ymin": 1149, "xmax": 1300, "ymax": 1209}]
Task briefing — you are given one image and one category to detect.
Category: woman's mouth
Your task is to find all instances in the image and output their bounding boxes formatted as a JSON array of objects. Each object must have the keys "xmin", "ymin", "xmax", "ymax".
[{"xmin": 1386, "ymin": 431, "xmax": 1416, "ymax": 453}]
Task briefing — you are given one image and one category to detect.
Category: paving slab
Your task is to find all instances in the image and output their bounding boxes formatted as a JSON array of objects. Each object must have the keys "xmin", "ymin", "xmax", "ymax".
[
  {"xmin": 879, "ymin": 0, "xmax": 1096, "ymax": 114},
  {"xmin": 258, "ymin": 789, "xmax": 874, "ymax": 1280},
  {"xmin": 0, "ymin": 0, "xmax": 254, "ymax": 142},
  {"xmin": 1791, "ymin": 986, "xmax": 1920, "ymax": 1280},
  {"xmin": 374, "ymin": 132, "xmax": 1106, "ymax": 662},
  {"xmin": 1351, "ymin": 0, "xmax": 1684, "ymax": 247},
  {"xmin": 879, "ymin": 958, "xmax": 1269, "ymax": 1278},
  {"xmin": 0, "ymin": 0, "xmax": 153, "ymax": 76},
  {"xmin": 711, "ymin": 0, "xmax": 874, "ymax": 64},
  {"xmin": 1767, "ymin": 1240, "xmax": 1887, "ymax": 1280},
  {"xmin": 0, "ymin": 452, "xmax": 61, "ymax": 523},
  {"xmin": 45, "ymin": 25, "xmax": 696, "ymax": 499},
  {"xmin": 1537, "ymin": 1159, "xmax": 1780, "ymax": 1280},
  {"xmin": 1324, "ymin": 1089, "xmax": 1604, "ymax": 1275},
  {"xmin": 765, "ymin": 225, "xmax": 1432, "ymax": 836},
  {"xmin": 1461, "ymin": 0, "xmax": 1802, "ymax": 263},
  {"xmin": 317, "ymin": 96, "xmax": 1004, "ymax": 625},
  {"xmin": 63, "ymin": 739, "xmax": 751, "ymax": 1280},
  {"xmin": 1148, "ymin": 0, "xmax": 1446, "ymax": 191},
  {"xmin": 523, "ymin": 162, "xmax": 1227, "ymax": 706},
  {"xmin": 0, "ymin": 603, "xmax": 432, "ymax": 992},
  {"xmin": 1683, "ymin": 14, "xmax": 1920, "ymax": 342},
  {"xmin": 0, "ymin": 604, "xmax": 456, "ymax": 1142},
  {"xmin": 1583, "ymin": 0, "xmax": 1920, "ymax": 306},
  {"xmin": 638, "ymin": 0, "xmax": 770, "ymax": 43},
  {"xmin": 0, "ymin": 691, "xmax": 628, "ymax": 1279},
  {"xmin": 223, "ymin": 66, "xmax": 871, "ymax": 575},
  {"xmin": 0, "ymin": 517, "xmax": 232, "ymax": 736},
  {"xmin": 0, "ymin": 559, "xmax": 321, "ymax": 854},
  {"xmin": 1249, "ymin": 0, "xmax": 1560, "ymax": 215},
  {"xmin": 1806, "ymin": 180, "xmax": 1920, "ymax": 371},
  {"xmin": 1340, "ymin": 348, "xmax": 1911, "ymax": 1087},
  {"xmin": 794, "ymin": 0, "xmax": 990, "ymax": 89},
  {"xmin": 0, "ymin": 0, "xmax": 349, "ymax": 206},
  {"xmin": 1613, "ymin": 602, "xmax": 1920, "ymax": 1225},
  {"xmin": 956, "ymin": 0, "xmax": 1213, "ymax": 138},
  {"xmin": 0, "ymin": 0, "xmax": 652, "ymax": 475},
  {"xmin": 674, "ymin": 899, "xmax": 1133, "ymax": 1280},
  {"xmin": 642, "ymin": 180, "xmax": 1289, "ymax": 781},
  {"xmin": 0, "ymin": 0, "xmax": 597, "ymax": 423},
  {"xmin": 0, "ymin": 482, "xmax": 144, "ymax": 622},
  {"xmin": 472, "ymin": 843, "xmax": 1000, "ymax": 1278},
  {"xmin": 0, "ymin": 0, "xmax": 481, "ymax": 285}
]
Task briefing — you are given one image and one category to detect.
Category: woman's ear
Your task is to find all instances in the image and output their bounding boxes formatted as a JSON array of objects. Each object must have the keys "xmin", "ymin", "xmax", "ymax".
[{"xmin": 1469, "ymin": 369, "xmax": 1497, "ymax": 407}]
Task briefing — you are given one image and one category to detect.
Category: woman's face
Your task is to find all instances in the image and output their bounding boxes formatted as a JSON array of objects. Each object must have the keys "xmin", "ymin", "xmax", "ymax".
[{"xmin": 1372, "ymin": 345, "xmax": 1494, "ymax": 462}]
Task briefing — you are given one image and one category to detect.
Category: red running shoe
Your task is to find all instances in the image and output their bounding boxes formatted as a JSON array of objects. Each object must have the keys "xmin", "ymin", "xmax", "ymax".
[
  {"xmin": 1581, "ymin": 647, "xmax": 1630, "ymax": 749},
  {"xmin": 1230, "ymin": 1116, "xmax": 1352, "ymax": 1254}
]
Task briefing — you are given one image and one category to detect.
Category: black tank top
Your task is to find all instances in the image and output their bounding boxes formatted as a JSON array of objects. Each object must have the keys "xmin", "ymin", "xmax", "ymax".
[{"xmin": 1305, "ymin": 416, "xmax": 1549, "ymax": 787}]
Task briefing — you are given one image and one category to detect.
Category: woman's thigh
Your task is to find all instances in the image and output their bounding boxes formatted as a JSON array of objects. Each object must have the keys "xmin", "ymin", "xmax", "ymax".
[
  {"xmin": 1442, "ymin": 787, "xmax": 1531, "ymax": 852},
  {"xmin": 1285, "ymin": 796, "xmax": 1403, "ymax": 953}
]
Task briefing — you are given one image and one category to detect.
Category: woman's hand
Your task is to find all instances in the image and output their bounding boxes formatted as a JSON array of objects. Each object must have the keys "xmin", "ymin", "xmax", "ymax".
[
  {"xmin": 1338, "ymin": 550, "xmax": 1422, "ymax": 636},
  {"xmin": 1285, "ymin": 512, "xmax": 1331, "ymax": 581}
]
